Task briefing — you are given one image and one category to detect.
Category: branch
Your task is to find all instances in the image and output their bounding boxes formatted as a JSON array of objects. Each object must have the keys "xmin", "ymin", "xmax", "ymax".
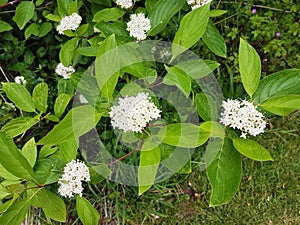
[{"xmin": 0, "ymin": 0, "xmax": 21, "ymax": 9}]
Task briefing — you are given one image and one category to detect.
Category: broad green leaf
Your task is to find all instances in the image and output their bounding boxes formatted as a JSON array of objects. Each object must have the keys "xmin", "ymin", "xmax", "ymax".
[
  {"xmin": 44, "ymin": 114, "xmax": 60, "ymax": 122},
  {"xmin": 207, "ymin": 137, "xmax": 242, "ymax": 206},
  {"xmin": 172, "ymin": 4, "xmax": 210, "ymax": 57},
  {"xmin": 96, "ymin": 34, "xmax": 120, "ymax": 100},
  {"xmin": 57, "ymin": 0, "xmax": 71, "ymax": 16},
  {"xmin": 202, "ymin": 20, "xmax": 227, "ymax": 58},
  {"xmin": 95, "ymin": 21, "xmax": 128, "ymax": 36},
  {"xmin": 209, "ymin": 9, "xmax": 228, "ymax": 17},
  {"xmin": 59, "ymin": 37, "xmax": 79, "ymax": 66},
  {"xmin": 157, "ymin": 123, "xmax": 210, "ymax": 148},
  {"xmin": 24, "ymin": 23, "xmax": 39, "ymax": 39},
  {"xmin": 39, "ymin": 145, "xmax": 58, "ymax": 159},
  {"xmin": 163, "ymin": 65, "xmax": 191, "ymax": 97},
  {"xmin": 58, "ymin": 137, "xmax": 78, "ymax": 162},
  {"xmin": 21, "ymin": 138, "xmax": 37, "ymax": 167},
  {"xmin": 238, "ymin": 38, "xmax": 261, "ymax": 97},
  {"xmin": 138, "ymin": 138, "xmax": 161, "ymax": 195},
  {"xmin": 260, "ymin": 94, "xmax": 300, "ymax": 116},
  {"xmin": 57, "ymin": 79, "xmax": 74, "ymax": 96},
  {"xmin": 1, "ymin": 116, "xmax": 39, "ymax": 138},
  {"xmin": 93, "ymin": 8, "xmax": 125, "ymax": 22},
  {"xmin": 0, "ymin": 199, "xmax": 31, "ymax": 225},
  {"xmin": 54, "ymin": 94, "xmax": 70, "ymax": 118},
  {"xmin": 148, "ymin": 0, "xmax": 185, "ymax": 36},
  {"xmin": 32, "ymin": 82, "xmax": 48, "ymax": 113},
  {"xmin": 37, "ymin": 105, "xmax": 102, "ymax": 145},
  {"xmin": 39, "ymin": 22, "xmax": 52, "ymax": 37},
  {"xmin": 32, "ymin": 189, "xmax": 66, "ymax": 222},
  {"xmin": 200, "ymin": 121, "xmax": 225, "ymax": 139},
  {"xmin": 76, "ymin": 196, "xmax": 100, "ymax": 225},
  {"xmin": 0, "ymin": 195, "xmax": 17, "ymax": 212},
  {"xmin": 253, "ymin": 69, "xmax": 300, "ymax": 104},
  {"xmin": 2, "ymin": 82, "xmax": 35, "ymax": 112},
  {"xmin": 12, "ymin": 1, "xmax": 35, "ymax": 30},
  {"xmin": 77, "ymin": 47, "xmax": 98, "ymax": 57},
  {"xmin": 0, "ymin": 21, "xmax": 13, "ymax": 33},
  {"xmin": 195, "ymin": 93, "xmax": 219, "ymax": 121},
  {"xmin": 0, "ymin": 164, "xmax": 19, "ymax": 180},
  {"xmin": 0, "ymin": 131, "xmax": 35, "ymax": 179},
  {"xmin": 232, "ymin": 138, "xmax": 273, "ymax": 161},
  {"xmin": 45, "ymin": 14, "xmax": 61, "ymax": 22}
]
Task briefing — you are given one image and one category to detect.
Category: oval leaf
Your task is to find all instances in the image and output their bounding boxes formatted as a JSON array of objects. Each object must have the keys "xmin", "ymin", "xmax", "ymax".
[
  {"xmin": 32, "ymin": 82, "xmax": 48, "ymax": 113},
  {"xmin": 76, "ymin": 196, "xmax": 100, "ymax": 225},
  {"xmin": 93, "ymin": 7, "xmax": 125, "ymax": 22},
  {"xmin": 21, "ymin": 138, "xmax": 37, "ymax": 167},
  {"xmin": 0, "ymin": 21, "xmax": 13, "ymax": 33},
  {"xmin": 59, "ymin": 37, "xmax": 79, "ymax": 66},
  {"xmin": 12, "ymin": 1, "xmax": 35, "ymax": 30},
  {"xmin": 54, "ymin": 94, "xmax": 70, "ymax": 118},
  {"xmin": 232, "ymin": 138, "xmax": 273, "ymax": 161},
  {"xmin": 238, "ymin": 38, "xmax": 261, "ymax": 97}
]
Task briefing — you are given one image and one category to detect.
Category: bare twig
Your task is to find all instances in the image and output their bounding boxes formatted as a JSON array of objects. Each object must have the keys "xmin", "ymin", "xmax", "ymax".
[
  {"xmin": 0, "ymin": 65, "xmax": 9, "ymax": 82},
  {"xmin": 0, "ymin": 0, "xmax": 21, "ymax": 9}
]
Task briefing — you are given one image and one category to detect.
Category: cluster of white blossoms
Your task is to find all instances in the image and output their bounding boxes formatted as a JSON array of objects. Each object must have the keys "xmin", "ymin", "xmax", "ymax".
[
  {"xmin": 14, "ymin": 76, "xmax": 26, "ymax": 85},
  {"xmin": 109, "ymin": 92, "xmax": 161, "ymax": 133},
  {"xmin": 55, "ymin": 63, "xmax": 75, "ymax": 79},
  {"xmin": 186, "ymin": 0, "xmax": 213, "ymax": 10},
  {"xmin": 116, "ymin": 0, "xmax": 133, "ymax": 9},
  {"xmin": 126, "ymin": 13, "xmax": 151, "ymax": 41},
  {"xmin": 56, "ymin": 13, "xmax": 82, "ymax": 35},
  {"xmin": 219, "ymin": 99, "xmax": 267, "ymax": 138},
  {"xmin": 58, "ymin": 160, "xmax": 90, "ymax": 198}
]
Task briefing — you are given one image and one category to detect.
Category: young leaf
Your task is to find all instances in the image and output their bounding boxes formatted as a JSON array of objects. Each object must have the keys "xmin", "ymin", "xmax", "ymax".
[
  {"xmin": 253, "ymin": 69, "xmax": 300, "ymax": 104},
  {"xmin": 2, "ymin": 82, "xmax": 35, "ymax": 112},
  {"xmin": 138, "ymin": 138, "xmax": 161, "ymax": 195},
  {"xmin": 0, "ymin": 131, "xmax": 35, "ymax": 180},
  {"xmin": 59, "ymin": 38, "xmax": 79, "ymax": 66},
  {"xmin": 0, "ymin": 21, "xmax": 13, "ymax": 33},
  {"xmin": 0, "ymin": 199, "xmax": 31, "ymax": 225},
  {"xmin": 260, "ymin": 94, "xmax": 300, "ymax": 116},
  {"xmin": 37, "ymin": 105, "xmax": 102, "ymax": 145},
  {"xmin": 25, "ymin": 23, "xmax": 39, "ymax": 39},
  {"xmin": 172, "ymin": 4, "xmax": 210, "ymax": 57},
  {"xmin": 195, "ymin": 93, "xmax": 219, "ymax": 121},
  {"xmin": 76, "ymin": 196, "xmax": 100, "ymax": 225},
  {"xmin": 148, "ymin": 0, "xmax": 185, "ymax": 36},
  {"xmin": 21, "ymin": 138, "xmax": 37, "ymax": 167},
  {"xmin": 12, "ymin": 1, "xmax": 35, "ymax": 30},
  {"xmin": 93, "ymin": 7, "xmax": 125, "ymax": 22},
  {"xmin": 58, "ymin": 137, "xmax": 78, "ymax": 163},
  {"xmin": 57, "ymin": 0, "xmax": 71, "ymax": 16},
  {"xmin": 1, "ymin": 116, "xmax": 39, "ymax": 138},
  {"xmin": 202, "ymin": 20, "xmax": 227, "ymax": 58},
  {"xmin": 32, "ymin": 82, "xmax": 48, "ymax": 113},
  {"xmin": 232, "ymin": 138, "xmax": 273, "ymax": 161},
  {"xmin": 54, "ymin": 94, "xmax": 70, "ymax": 118},
  {"xmin": 207, "ymin": 137, "xmax": 242, "ymax": 206},
  {"xmin": 238, "ymin": 38, "xmax": 261, "ymax": 97}
]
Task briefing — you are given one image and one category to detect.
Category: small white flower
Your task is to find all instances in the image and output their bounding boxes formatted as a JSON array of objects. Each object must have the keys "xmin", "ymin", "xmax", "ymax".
[
  {"xmin": 186, "ymin": 0, "xmax": 213, "ymax": 10},
  {"xmin": 58, "ymin": 160, "xmax": 90, "ymax": 198},
  {"xmin": 93, "ymin": 26, "xmax": 100, "ymax": 33},
  {"xmin": 14, "ymin": 76, "xmax": 26, "ymax": 85},
  {"xmin": 55, "ymin": 63, "xmax": 75, "ymax": 79},
  {"xmin": 56, "ymin": 13, "xmax": 82, "ymax": 35},
  {"xmin": 116, "ymin": 0, "xmax": 133, "ymax": 9},
  {"xmin": 79, "ymin": 94, "xmax": 88, "ymax": 104},
  {"xmin": 219, "ymin": 99, "xmax": 266, "ymax": 138},
  {"xmin": 109, "ymin": 92, "xmax": 161, "ymax": 133},
  {"xmin": 126, "ymin": 13, "xmax": 151, "ymax": 41}
]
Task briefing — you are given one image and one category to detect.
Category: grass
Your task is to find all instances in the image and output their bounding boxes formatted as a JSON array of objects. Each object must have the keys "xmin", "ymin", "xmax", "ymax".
[{"xmin": 78, "ymin": 111, "xmax": 299, "ymax": 225}]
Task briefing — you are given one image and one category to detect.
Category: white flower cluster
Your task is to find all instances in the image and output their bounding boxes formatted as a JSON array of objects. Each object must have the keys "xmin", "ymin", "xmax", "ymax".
[
  {"xmin": 126, "ymin": 13, "xmax": 151, "ymax": 41},
  {"xmin": 56, "ymin": 13, "xmax": 82, "ymax": 35},
  {"xmin": 109, "ymin": 92, "xmax": 161, "ymax": 133},
  {"xmin": 55, "ymin": 63, "xmax": 75, "ymax": 79},
  {"xmin": 15, "ymin": 76, "xmax": 26, "ymax": 85},
  {"xmin": 186, "ymin": 0, "xmax": 213, "ymax": 10},
  {"xmin": 58, "ymin": 160, "xmax": 90, "ymax": 198},
  {"xmin": 219, "ymin": 99, "xmax": 267, "ymax": 138},
  {"xmin": 116, "ymin": 0, "xmax": 133, "ymax": 9}
]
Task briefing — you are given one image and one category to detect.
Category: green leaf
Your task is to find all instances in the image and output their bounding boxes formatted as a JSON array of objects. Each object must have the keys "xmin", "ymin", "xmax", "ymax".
[
  {"xmin": 44, "ymin": 114, "xmax": 60, "ymax": 122},
  {"xmin": 24, "ymin": 23, "xmax": 39, "ymax": 39},
  {"xmin": 39, "ymin": 22, "xmax": 52, "ymax": 37},
  {"xmin": 260, "ymin": 94, "xmax": 300, "ymax": 116},
  {"xmin": 202, "ymin": 20, "xmax": 227, "ymax": 58},
  {"xmin": 12, "ymin": 1, "xmax": 35, "ymax": 30},
  {"xmin": 21, "ymin": 138, "xmax": 37, "ymax": 167},
  {"xmin": 138, "ymin": 138, "xmax": 161, "ymax": 195},
  {"xmin": 0, "ymin": 131, "xmax": 35, "ymax": 179},
  {"xmin": 148, "ymin": 0, "xmax": 185, "ymax": 36},
  {"xmin": 0, "ymin": 164, "xmax": 19, "ymax": 180},
  {"xmin": 96, "ymin": 34, "xmax": 120, "ymax": 100},
  {"xmin": 1, "ymin": 116, "xmax": 39, "ymax": 138},
  {"xmin": 54, "ymin": 94, "xmax": 70, "ymax": 118},
  {"xmin": 209, "ymin": 9, "xmax": 228, "ymax": 17},
  {"xmin": 0, "ymin": 199, "xmax": 31, "ymax": 225},
  {"xmin": 238, "ymin": 38, "xmax": 261, "ymax": 97},
  {"xmin": 0, "ymin": 21, "xmax": 13, "ymax": 33},
  {"xmin": 32, "ymin": 82, "xmax": 48, "ymax": 113},
  {"xmin": 232, "ymin": 138, "xmax": 273, "ymax": 161},
  {"xmin": 37, "ymin": 105, "xmax": 102, "ymax": 145},
  {"xmin": 253, "ymin": 69, "xmax": 300, "ymax": 104},
  {"xmin": 45, "ymin": 14, "xmax": 61, "ymax": 22},
  {"xmin": 76, "ymin": 196, "xmax": 100, "ymax": 225},
  {"xmin": 0, "ymin": 195, "xmax": 17, "ymax": 212},
  {"xmin": 195, "ymin": 93, "xmax": 219, "ymax": 121},
  {"xmin": 157, "ymin": 123, "xmax": 210, "ymax": 148},
  {"xmin": 77, "ymin": 47, "xmax": 98, "ymax": 57},
  {"xmin": 2, "ymin": 82, "xmax": 35, "ymax": 112},
  {"xmin": 32, "ymin": 189, "xmax": 66, "ymax": 222},
  {"xmin": 59, "ymin": 38, "xmax": 79, "ymax": 66},
  {"xmin": 207, "ymin": 137, "xmax": 242, "ymax": 206},
  {"xmin": 172, "ymin": 4, "xmax": 210, "ymax": 57},
  {"xmin": 95, "ymin": 21, "xmax": 128, "ymax": 36},
  {"xmin": 57, "ymin": 0, "xmax": 71, "ymax": 16},
  {"xmin": 200, "ymin": 121, "xmax": 225, "ymax": 139},
  {"xmin": 93, "ymin": 7, "xmax": 125, "ymax": 22},
  {"xmin": 163, "ymin": 65, "xmax": 191, "ymax": 97},
  {"xmin": 58, "ymin": 137, "xmax": 78, "ymax": 162},
  {"xmin": 38, "ymin": 145, "xmax": 58, "ymax": 159}
]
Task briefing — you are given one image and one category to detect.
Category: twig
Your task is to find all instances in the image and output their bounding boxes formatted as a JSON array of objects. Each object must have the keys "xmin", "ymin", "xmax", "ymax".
[
  {"xmin": 0, "ymin": 65, "xmax": 9, "ymax": 82},
  {"xmin": 0, "ymin": 0, "xmax": 21, "ymax": 9},
  {"xmin": 108, "ymin": 148, "xmax": 141, "ymax": 166}
]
